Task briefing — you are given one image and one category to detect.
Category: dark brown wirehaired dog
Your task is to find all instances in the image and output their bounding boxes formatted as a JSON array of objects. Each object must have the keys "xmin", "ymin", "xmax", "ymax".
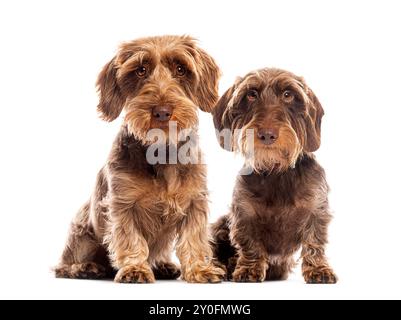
[
  {"xmin": 211, "ymin": 68, "xmax": 337, "ymax": 283},
  {"xmin": 55, "ymin": 35, "xmax": 224, "ymax": 283}
]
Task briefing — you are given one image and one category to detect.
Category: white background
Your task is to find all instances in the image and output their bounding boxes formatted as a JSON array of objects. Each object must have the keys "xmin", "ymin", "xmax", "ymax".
[{"xmin": 1, "ymin": 0, "xmax": 400, "ymax": 300}]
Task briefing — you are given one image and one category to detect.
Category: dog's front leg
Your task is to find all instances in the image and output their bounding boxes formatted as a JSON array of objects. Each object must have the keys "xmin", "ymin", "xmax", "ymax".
[
  {"xmin": 231, "ymin": 234, "xmax": 268, "ymax": 282},
  {"xmin": 107, "ymin": 206, "xmax": 155, "ymax": 284},
  {"xmin": 176, "ymin": 199, "xmax": 225, "ymax": 283},
  {"xmin": 230, "ymin": 208, "xmax": 268, "ymax": 282},
  {"xmin": 301, "ymin": 212, "xmax": 337, "ymax": 284}
]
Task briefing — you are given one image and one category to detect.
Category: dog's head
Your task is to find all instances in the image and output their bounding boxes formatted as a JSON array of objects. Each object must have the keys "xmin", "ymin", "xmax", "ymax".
[
  {"xmin": 96, "ymin": 35, "xmax": 220, "ymax": 144},
  {"xmin": 213, "ymin": 68, "xmax": 324, "ymax": 172}
]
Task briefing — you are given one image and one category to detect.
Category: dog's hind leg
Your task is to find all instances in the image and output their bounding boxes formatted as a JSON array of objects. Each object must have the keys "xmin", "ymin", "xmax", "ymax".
[
  {"xmin": 151, "ymin": 239, "xmax": 181, "ymax": 280},
  {"xmin": 54, "ymin": 202, "xmax": 107, "ymax": 280},
  {"xmin": 210, "ymin": 215, "xmax": 237, "ymax": 279},
  {"xmin": 152, "ymin": 261, "xmax": 181, "ymax": 280}
]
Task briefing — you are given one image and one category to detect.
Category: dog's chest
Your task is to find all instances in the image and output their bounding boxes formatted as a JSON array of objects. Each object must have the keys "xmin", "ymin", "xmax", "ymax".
[
  {"xmin": 254, "ymin": 204, "xmax": 311, "ymax": 255},
  {"xmin": 138, "ymin": 166, "xmax": 199, "ymax": 217},
  {"xmin": 239, "ymin": 169, "xmax": 321, "ymax": 255},
  {"xmin": 158, "ymin": 166, "xmax": 189, "ymax": 216}
]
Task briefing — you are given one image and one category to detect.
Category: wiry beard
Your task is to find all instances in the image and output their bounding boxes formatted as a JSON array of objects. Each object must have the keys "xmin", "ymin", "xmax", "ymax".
[
  {"xmin": 123, "ymin": 95, "xmax": 199, "ymax": 146},
  {"xmin": 236, "ymin": 124, "xmax": 303, "ymax": 173}
]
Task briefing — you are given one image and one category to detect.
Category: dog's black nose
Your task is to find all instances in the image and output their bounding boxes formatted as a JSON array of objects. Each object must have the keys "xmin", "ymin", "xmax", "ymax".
[
  {"xmin": 258, "ymin": 129, "xmax": 279, "ymax": 145},
  {"xmin": 152, "ymin": 106, "xmax": 172, "ymax": 122}
]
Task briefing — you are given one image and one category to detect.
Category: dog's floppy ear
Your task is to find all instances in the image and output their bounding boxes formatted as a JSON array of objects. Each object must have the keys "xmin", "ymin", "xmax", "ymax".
[
  {"xmin": 213, "ymin": 77, "xmax": 243, "ymax": 130},
  {"xmin": 96, "ymin": 57, "xmax": 125, "ymax": 122},
  {"xmin": 212, "ymin": 83, "xmax": 238, "ymax": 150},
  {"xmin": 212, "ymin": 85, "xmax": 235, "ymax": 131},
  {"xmin": 304, "ymin": 87, "xmax": 324, "ymax": 152},
  {"xmin": 193, "ymin": 47, "xmax": 221, "ymax": 113}
]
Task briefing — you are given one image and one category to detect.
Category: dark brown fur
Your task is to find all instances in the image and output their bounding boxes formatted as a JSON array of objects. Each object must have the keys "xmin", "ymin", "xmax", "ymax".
[
  {"xmin": 211, "ymin": 68, "xmax": 337, "ymax": 283},
  {"xmin": 55, "ymin": 35, "xmax": 224, "ymax": 283}
]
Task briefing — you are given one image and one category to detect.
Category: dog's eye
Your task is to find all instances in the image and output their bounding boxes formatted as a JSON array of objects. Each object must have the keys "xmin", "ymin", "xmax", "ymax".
[
  {"xmin": 135, "ymin": 66, "xmax": 147, "ymax": 78},
  {"xmin": 176, "ymin": 64, "xmax": 187, "ymax": 77},
  {"xmin": 247, "ymin": 89, "xmax": 258, "ymax": 102},
  {"xmin": 282, "ymin": 90, "xmax": 294, "ymax": 101}
]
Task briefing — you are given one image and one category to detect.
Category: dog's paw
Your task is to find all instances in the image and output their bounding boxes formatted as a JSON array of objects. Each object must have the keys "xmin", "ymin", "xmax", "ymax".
[
  {"xmin": 153, "ymin": 262, "xmax": 181, "ymax": 280},
  {"xmin": 183, "ymin": 264, "xmax": 225, "ymax": 283},
  {"xmin": 54, "ymin": 265, "xmax": 72, "ymax": 279},
  {"xmin": 55, "ymin": 262, "xmax": 106, "ymax": 280},
  {"xmin": 232, "ymin": 264, "xmax": 266, "ymax": 282},
  {"xmin": 304, "ymin": 267, "xmax": 337, "ymax": 284},
  {"xmin": 114, "ymin": 265, "xmax": 155, "ymax": 284}
]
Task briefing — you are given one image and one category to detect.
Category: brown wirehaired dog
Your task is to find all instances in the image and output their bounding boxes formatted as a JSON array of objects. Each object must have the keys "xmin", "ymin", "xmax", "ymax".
[
  {"xmin": 55, "ymin": 35, "xmax": 224, "ymax": 283},
  {"xmin": 211, "ymin": 68, "xmax": 337, "ymax": 283}
]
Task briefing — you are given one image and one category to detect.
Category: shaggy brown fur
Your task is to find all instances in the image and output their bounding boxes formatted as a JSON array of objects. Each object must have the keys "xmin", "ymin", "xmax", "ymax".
[
  {"xmin": 211, "ymin": 68, "xmax": 337, "ymax": 284},
  {"xmin": 55, "ymin": 35, "xmax": 224, "ymax": 283}
]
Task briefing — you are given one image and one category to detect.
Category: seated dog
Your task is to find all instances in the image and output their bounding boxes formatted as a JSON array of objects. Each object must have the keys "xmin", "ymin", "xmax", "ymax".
[
  {"xmin": 211, "ymin": 68, "xmax": 337, "ymax": 283},
  {"xmin": 55, "ymin": 35, "xmax": 224, "ymax": 283}
]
